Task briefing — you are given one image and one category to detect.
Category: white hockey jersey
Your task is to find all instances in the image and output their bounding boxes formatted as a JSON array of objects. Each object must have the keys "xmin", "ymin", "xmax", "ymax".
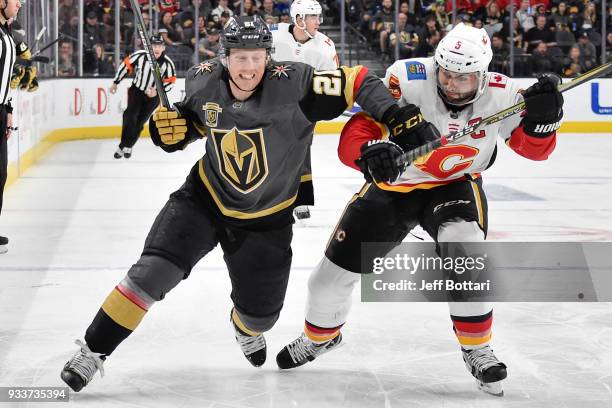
[
  {"xmin": 378, "ymin": 58, "xmax": 527, "ymax": 191},
  {"xmin": 270, "ymin": 23, "xmax": 339, "ymax": 71}
]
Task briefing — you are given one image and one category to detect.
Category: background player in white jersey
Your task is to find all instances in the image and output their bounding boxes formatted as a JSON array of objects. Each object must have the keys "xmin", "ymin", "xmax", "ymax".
[
  {"xmin": 276, "ymin": 23, "xmax": 564, "ymax": 397},
  {"xmin": 271, "ymin": 0, "xmax": 339, "ymax": 220}
]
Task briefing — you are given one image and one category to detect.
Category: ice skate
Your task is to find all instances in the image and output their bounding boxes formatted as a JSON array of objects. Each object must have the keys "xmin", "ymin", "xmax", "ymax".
[
  {"xmin": 276, "ymin": 332, "xmax": 342, "ymax": 369},
  {"xmin": 0, "ymin": 236, "xmax": 8, "ymax": 254},
  {"xmin": 462, "ymin": 345, "xmax": 507, "ymax": 397},
  {"xmin": 122, "ymin": 147, "xmax": 132, "ymax": 159},
  {"xmin": 60, "ymin": 339, "xmax": 105, "ymax": 392},
  {"xmin": 113, "ymin": 147, "xmax": 123, "ymax": 159},
  {"xmin": 231, "ymin": 315, "xmax": 266, "ymax": 367},
  {"xmin": 293, "ymin": 205, "xmax": 311, "ymax": 220}
]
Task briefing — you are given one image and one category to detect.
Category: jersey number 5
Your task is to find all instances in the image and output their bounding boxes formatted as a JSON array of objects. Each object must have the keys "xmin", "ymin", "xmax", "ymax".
[{"xmin": 313, "ymin": 70, "xmax": 342, "ymax": 96}]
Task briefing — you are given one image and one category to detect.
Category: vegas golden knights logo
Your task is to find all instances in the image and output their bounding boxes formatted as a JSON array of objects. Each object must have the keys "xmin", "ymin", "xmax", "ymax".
[
  {"xmin": 211, "ymin": 128, "xmax": 268, "ymax": 193},
  {"xmin": 203, "ymin": 102, "xmax": 222, "ymax": 127}
]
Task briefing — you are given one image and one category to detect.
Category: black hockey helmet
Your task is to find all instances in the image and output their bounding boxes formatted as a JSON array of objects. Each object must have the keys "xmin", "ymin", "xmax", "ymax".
[
  {"xmin": 221, "ymin": 15, "xmax": 272, "ymax": 51},
  {"xmin": 150, "ymin": 34, "xmax": 164, "ymax": 45}
]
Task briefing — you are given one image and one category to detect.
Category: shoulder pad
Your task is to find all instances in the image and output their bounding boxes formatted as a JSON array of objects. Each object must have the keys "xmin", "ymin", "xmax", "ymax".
[
  {"xmin": 404, "ymin": 60, "xmax": 427, "ymax": 81},
  {"xmin": 488, "ymin": 73, "xmax": 509, "ymax": 89}
]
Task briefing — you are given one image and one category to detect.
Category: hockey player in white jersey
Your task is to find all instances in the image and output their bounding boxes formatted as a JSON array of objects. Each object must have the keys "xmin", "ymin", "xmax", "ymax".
[
  {"xmin": 271, "ymin": 0, "xmax": 339, "ymax": 220},
  {"xmin": 276, "ymin": 23, "xmax": 564, "ymax": 397},
  {"xmin": 271, "ymin": 0, "xmax": 339, "ymax": 70}
]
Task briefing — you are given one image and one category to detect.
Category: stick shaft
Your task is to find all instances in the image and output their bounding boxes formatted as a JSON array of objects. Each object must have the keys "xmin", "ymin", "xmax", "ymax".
[{"xmin": 128, "ymin": 0, "xmax": 171, "ymax": 108}]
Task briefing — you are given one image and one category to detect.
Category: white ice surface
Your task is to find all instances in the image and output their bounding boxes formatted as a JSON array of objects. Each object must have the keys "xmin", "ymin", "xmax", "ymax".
[{"xmin": 1, "ymin": 134, "xmax": 611, "ymax": 407}]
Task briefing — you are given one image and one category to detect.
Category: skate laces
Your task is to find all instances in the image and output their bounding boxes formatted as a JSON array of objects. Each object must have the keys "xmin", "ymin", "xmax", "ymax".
[
  {"xmin": 235, "ymin": 331, "xmax": 266, "ymax": 356},
  {"xmin": 464, "ymin": 346, "xmax": 500, "ymax": 373},
  {"xmin": 66, "ymin": 340, "xmax": 105, "ymax": 382},
  {"xmin": 286, "ymin": 333, "xmax": 335, "ymax": 364}
]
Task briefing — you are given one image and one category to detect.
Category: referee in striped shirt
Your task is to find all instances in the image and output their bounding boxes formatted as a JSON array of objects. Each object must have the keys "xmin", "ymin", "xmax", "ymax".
[
  {"xmin": 0, "ymin": 0, "xmax": 21, "ymax": 254},
  {"xmin": 110, "ymin": 34, "xmax": 176, "ymax": 159}
]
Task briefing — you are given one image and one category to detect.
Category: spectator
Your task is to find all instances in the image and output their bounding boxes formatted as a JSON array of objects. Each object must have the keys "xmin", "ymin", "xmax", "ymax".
[
  {"xmin": 516, "ymin": 0, "xmax": 535, "ymax": 32},
  {"xmin": 433, "ymin": 0, "xmax": 450, "ymax": 32},
  {"xmin": 483, "ymin": 1, "xmax": 504, "ymax": 38},
  {"xmin": 551, "ymin": 2, "xmax": 570, "ymax": 32},
  {"xmin": 84, "ymin": 0, "xmax": 104, "ymax": 20},
  {"xmin": 241, "ymin": 0, "xmax": 260, "ymax": 16},
  {"xmin": 414, "ymin": 24, "xmax": 441, "ymax": 57},
  {"xmin": 159, "ymin": 0, "xmax": 181, "ymax": 16},
  {"xmin": 577, "ymin": 1, "xmax": 597, "ymax": 35},
  {"xmin": 84, "ymin": 11, "xmax": 105, "ymax": 72},
  {"xmin": 501, "ymin": 14, "xmax": 526, "ymax": 49},
  {"xmin": 490, "ymin": 32, "xmax": 510, "ymax": 74},
  {"xmin": 58, "ymin": 40, "xmax": 77, "ymax": 77},
  {"xmin": 389, "ymin": 12, "xmax": 418, "ymax": 60},
  {"xmin": 525, "ymin": 14, "xmax": 556, "ymax": 53},
  {"xmin": 86, "ymin": 43, "xmax": 115, "ymax": 76},
  {"xmin": 181, "ymin": 0, "xmax": 212, "ymax": 26},
  {"xmin": 219, "ymin": 10, "xmax": 233, "ymax": 26},
  {"xmin": 577, "ymin": 31, "xmax": 597, "ymax": 70},
  {"xmin": 260, "ymin": 0, "xmax": 281, "ymax": 24},
  {"xmin": 530, "ymin": 41, "xmax": 553, "ymax": 74},
  {"xmin": 60, "ymin": 14, "xmax": 79, "ymax": 48},
  {"xmin": 563, "ymin": 44, "xmax": 587, "ymax": 77},
  {"xmin": 211, "ymin": 0, "xmax": 234, "ymax": 23},
  {"xmin": 198, "ymin": 26, "xmax": 221, "ymax": 59},
  {"xmin": 159, "ymin": 11, "xmax": 183, "ymax": 46},
  {"xmin": 59, "ymin": 0, "xmax": 77, "ymax": 26},
  {"xmin": 371, "ymin": 0, "xmax": 395, "ymax": 57},
  {"xmin": 399, "ymin": 1, "xmax": 418, "ymax": 27},
  {"xmin": 279, "ymin": 10, "xmax": 291, "ymax": 23},
  {"xmin": 345, "ymin": 0, "xmax": 364, "ymax": 25},
  {"xmin": 183, "ymin": 15, "xmax": 208, "ymax": 48}
]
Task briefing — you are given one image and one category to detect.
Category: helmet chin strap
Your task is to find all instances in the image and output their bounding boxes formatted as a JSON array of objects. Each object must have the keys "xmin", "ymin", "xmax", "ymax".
[{"xmin": 296, "ymin": 17, "xmax": 315, "ymax": 39}]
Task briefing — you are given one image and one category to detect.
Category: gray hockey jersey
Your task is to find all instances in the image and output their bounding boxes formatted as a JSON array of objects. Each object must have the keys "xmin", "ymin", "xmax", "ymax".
[{"xmin": 169, "ymin": 59, "xmax": 395, "ymax": 220}]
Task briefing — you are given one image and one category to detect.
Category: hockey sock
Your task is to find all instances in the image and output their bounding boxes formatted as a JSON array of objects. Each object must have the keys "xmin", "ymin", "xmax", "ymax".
[
  {"xmin": 84, "ymin": 277, "xmax": 155, "ymax": 356},
  {"xmin": 451, "ymin": 310, "xmax": 493, "ymax": 350},
  {"xmin": 231, "ymin": 308, "xmax": 261, "ymax": 336},
  {"xmin": 304, "ymin": 320, "xmax": 343, "ymax": 344}
]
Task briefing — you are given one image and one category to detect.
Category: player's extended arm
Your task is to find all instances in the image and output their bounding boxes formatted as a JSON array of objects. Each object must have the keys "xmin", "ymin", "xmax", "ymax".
[
  {"xmin": 506, "ymin": 74, "xmax": 562, "ymax": 160},
  {"xmin": 299, "ymin": 65, "xmax": 397, "ymax": 123},
  {"xmin": 340, "ymin": 105, "xmax": 440, "ymax": 183}
]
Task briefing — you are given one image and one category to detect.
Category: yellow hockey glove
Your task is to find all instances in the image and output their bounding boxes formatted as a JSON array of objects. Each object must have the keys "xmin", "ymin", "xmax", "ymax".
[
  {"xmin": 152, "ymin": 107, "xmax": 188, "ymax": 145},
  {"xmin": 10, "ymin": 66, "xmax": 25, "ymax": 89}
]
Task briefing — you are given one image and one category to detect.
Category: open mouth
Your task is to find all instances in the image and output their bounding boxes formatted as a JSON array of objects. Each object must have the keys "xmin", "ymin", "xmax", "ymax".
[{"xmin": 239, "ymin": 74, "xmax": 256, "ymax": 80}]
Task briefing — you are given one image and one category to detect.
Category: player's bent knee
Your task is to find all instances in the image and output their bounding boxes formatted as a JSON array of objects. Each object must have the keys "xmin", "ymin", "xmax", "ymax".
[
  {"xmin": 437, "ymin": 219, "xmax": 485, "ymax": 243},
  {"xmin": 127, "ymin": 254, "xmax": 186, "ymax": 301},
  {"xmin": 234, "ymin": 308, "xmax": 279, "ymax": 333}
]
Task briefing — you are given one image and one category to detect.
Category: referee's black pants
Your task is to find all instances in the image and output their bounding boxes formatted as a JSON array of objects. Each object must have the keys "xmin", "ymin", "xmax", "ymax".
[
  {"xmin": 0, "ymin": 105, "xmax": 8, "ymax": 217},
  {"xmin": 119, "ymin": 85, "xmax": 159, "ymax": 149}
]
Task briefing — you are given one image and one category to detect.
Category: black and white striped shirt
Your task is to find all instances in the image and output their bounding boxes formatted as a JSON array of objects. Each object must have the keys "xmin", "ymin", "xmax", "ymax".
[
  {"xmin": 0, "ymin": 23, "xmax": 16, "ymax": 107},
  {"xmin": 113, "ymin": 50, "xmax": 176, "ymax": 93}
]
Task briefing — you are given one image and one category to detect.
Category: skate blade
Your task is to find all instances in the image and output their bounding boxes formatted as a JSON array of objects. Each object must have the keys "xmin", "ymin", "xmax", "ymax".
[{"xmin": 477, "ymin": 379, "xmax": 504, "ymax": 397}]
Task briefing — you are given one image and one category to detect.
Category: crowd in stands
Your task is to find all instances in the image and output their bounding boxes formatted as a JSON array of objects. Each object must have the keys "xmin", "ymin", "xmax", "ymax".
[{"xmin": 55, "ymin": 0, "xmax": 612, "ymax": 78}]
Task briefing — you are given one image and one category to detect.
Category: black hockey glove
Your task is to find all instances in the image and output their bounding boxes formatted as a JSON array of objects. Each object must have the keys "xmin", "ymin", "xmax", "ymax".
[
  {"xmin": 522, "ymin": 73, "xmax": 564, "ymax": 137},
  {"xmin": 356, "ymin": 139, "xmax": 405, "ymax": 183},
  {"xmin": 382, "ymin": 104, "xmax": 440, "ymax": 151}
]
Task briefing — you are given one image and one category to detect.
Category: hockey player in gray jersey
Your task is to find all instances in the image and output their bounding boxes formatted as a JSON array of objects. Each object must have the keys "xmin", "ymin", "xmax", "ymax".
[{"xmin": 59, "ymin": 15, "xmax": 421, "ymax": 392}]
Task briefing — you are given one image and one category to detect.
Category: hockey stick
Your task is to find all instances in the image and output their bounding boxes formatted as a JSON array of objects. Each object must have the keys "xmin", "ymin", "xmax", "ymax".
[
  {"xmin": 396, "ymin": 61, "xmax": 612, "ymax": 167},
  {"xmin": 33, "ymin": 35, "xmax": 63, "ymax": 59},
  {"xmin": 128, "ymin": 0, "xmax": 171, "ymax": 108}
]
